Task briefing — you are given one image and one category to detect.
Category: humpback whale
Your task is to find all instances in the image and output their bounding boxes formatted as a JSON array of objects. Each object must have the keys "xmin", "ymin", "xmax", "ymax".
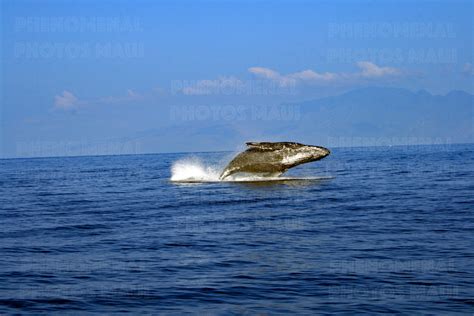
[{"xmin": 219, "ymin": 142, "xmax": 330, "ymax": 180}]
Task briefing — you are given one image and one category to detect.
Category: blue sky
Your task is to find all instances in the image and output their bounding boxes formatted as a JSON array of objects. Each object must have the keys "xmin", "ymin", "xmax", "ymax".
[{"xmin": 1, "ymin": 0, "xmax": 473, "ymax": 157}]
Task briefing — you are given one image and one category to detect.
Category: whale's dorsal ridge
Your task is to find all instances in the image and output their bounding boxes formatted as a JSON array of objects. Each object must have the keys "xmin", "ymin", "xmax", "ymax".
[
  {"xmin": 245, "ymin": 141, "xmax": 302, "ymax": 151},
  {"xmin": 245, "ymin": 142, "xmax": 284, "ymax": 152},
  {"xmin": 246, "ymin": 141, "xmax": 269, "ymax": 147}
]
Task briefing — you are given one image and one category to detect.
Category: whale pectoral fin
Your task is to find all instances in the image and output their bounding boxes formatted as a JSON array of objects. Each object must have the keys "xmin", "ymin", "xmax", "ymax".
[
  {"xmin": 270, "ymin": 170, "xmax": 286, "ymax": 178},
  {"xmin": 262, "ymin": 172, "xmax": 283, "ymax": 178},
  {"xmin": 219, "ymin": 169, "xmax": 233, "ymax": 180}
]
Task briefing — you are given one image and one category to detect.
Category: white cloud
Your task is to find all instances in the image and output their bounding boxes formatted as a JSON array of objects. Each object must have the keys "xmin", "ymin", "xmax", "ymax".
[
  {"xmin": 248, "ymin": 67, "xmax": 337, "ymax": 87},
  {"xmin": 290, "ymin": 70, "xmax": 337, "ymax": 81},
  {"xmin": 247, "ymin": 67, "xmax": 282, "ymax": 81},
  {"xmin": 127, "ymin": 89, "xmax": 140, "ymax": 98},
  {"xmin": 54, "ymin": 89, "xmax": 145, "ymax": 111},
  {"xmin": 356, "ymin": 61, "xmax": 400, "ymax": 78},
  {"xmin": 54, "ymin": 91, "xmax": 79, "ymax": 110},
  {"xmin": 248, "ymin": 67, "xmax": 294, "ymax": 87}
]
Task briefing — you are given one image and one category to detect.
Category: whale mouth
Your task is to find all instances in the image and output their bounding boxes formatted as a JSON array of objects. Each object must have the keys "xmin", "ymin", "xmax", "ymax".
[{"xmin": 305, "ymin": 146, "xmax": 330, "ymax": 161}]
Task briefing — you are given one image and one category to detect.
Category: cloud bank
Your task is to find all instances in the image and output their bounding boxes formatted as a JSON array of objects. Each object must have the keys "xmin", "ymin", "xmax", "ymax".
[
  {"xmin": 248, "ymin": 61, "xmax": 401, "ymax": 87},
  {"xmin": 179, "ymin": 61, "xmax": 402, "ymax": 94}
]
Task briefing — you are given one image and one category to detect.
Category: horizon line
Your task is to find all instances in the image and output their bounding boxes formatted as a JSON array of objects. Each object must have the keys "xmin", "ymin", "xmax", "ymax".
[{"xmin": 1, "ymin": 141, "xmax": 472, "ymax": 161}]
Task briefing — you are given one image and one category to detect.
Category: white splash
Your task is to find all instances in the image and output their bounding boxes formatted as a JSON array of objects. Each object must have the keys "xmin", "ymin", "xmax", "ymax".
[
  {"xmin": 170, "ymin": 156, "xmax": 332, "ymax": 183},
  {"xmin": 170, "ymin": 157, "xmax": 221, "ymax": 182}
]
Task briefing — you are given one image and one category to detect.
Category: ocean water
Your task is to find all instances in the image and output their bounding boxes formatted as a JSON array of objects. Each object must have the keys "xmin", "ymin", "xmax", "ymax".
[{"xmin": 0, "ymin": 144, "xmax": 473, "ymax": 314}]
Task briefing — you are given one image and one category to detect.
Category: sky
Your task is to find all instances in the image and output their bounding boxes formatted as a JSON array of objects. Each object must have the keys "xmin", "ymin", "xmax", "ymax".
[{"xmin": 1, "ymin": 0, "xmax": 473, "ymax": 157}]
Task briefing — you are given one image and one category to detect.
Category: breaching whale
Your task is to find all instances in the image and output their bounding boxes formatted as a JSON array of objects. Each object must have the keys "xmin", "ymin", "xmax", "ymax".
[{"xmin": 219, "ymin": 142, "xmax": 330, "ymax": 180}]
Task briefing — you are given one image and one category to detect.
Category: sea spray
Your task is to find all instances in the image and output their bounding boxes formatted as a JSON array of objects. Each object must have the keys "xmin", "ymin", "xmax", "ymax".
[{"xmin": 170, "ymin": 157, "xmax": 221, "ymax": 181}]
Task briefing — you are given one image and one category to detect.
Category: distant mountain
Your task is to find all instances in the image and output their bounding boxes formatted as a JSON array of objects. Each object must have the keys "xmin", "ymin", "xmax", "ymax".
[
  {"xmin": 288, "ymin": 87, "xmax": 473, "ymax": 146},
  {"xmin": 130, "ymin": 87, "xmax": 473, "ymax": 152}
]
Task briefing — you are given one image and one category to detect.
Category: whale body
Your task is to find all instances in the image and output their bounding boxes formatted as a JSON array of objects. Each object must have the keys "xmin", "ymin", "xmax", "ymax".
[{"xmin": 219, "ymin": 142, "xmax": 330, "ymax": 180}]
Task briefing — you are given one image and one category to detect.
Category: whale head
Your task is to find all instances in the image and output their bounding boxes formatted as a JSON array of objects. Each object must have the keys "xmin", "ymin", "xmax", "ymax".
[
  {"xmin": 281, "ymin": 143, "xmax": 330, "ymax": 167},
  {"xmin": 302, "ymin": 144, "xmax": 331, "ymax": 161}
]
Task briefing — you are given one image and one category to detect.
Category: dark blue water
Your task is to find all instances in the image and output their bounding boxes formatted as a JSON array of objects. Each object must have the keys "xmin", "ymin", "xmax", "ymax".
[{"xmin": 1, "ymin": 144, "xmax": 473, "ymax": 314}]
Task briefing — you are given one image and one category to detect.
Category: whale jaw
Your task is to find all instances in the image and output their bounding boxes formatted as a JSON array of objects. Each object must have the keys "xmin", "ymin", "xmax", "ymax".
[{"xmin": 219, "ymin": 142, "xmax": 330, "ymax": 180}]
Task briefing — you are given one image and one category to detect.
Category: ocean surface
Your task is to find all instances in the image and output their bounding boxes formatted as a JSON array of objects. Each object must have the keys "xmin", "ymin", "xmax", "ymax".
[{"xmin": 0, "ymin": 144, "xmax": 473, "ymax": 314}]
